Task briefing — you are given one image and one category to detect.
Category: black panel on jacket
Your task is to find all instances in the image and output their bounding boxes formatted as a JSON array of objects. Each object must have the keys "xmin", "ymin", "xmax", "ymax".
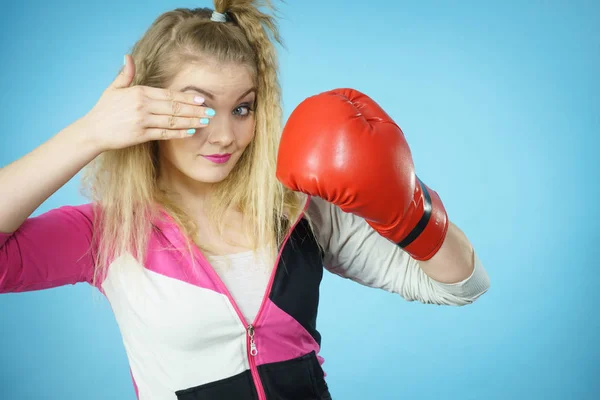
[
  {"xmin": 175, "ymin": 352, "xmax": 332, "ymax": 400},
  {"xmin": 258, "ymin": 351, "xmax": 332, "ymax": 400},
  {"xmin": 270, "ymin": 218, "xmax": 324, "ymax": 346},
  {"xmin": 175, "ymin": 370, "xmax": 258, "ymax": 400}
]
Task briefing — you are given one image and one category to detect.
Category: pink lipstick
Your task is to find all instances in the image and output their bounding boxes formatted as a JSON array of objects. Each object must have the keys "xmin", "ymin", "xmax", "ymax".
[{"xmin": 202, "ymin": 153, "xmax": 231, "ymax": 164}]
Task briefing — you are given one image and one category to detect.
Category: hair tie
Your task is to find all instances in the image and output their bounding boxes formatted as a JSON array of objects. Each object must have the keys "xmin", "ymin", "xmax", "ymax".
[{"xmin": 210, "ymin": 11, "xmax": 228, "ymax": 22}]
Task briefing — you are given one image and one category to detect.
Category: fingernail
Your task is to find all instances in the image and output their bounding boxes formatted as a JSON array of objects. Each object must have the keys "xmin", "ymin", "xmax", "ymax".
[
  {"xmin": 200, "ymin": 118, "xmax": 210, "ymax": 125},
  {"xmin": 123, "ymin": 55, "xmax": 127, "ymax": 65},
  {"xmin": 205, "ymin": 108, "xmax": 216, "ymax": 117},
  {"xmin": 194, "ymin": 96, "xmax": 205, "ymax": 104},
  {"xmin": 187, "ymin": 128, "xmax": 196, "ymax": 135}
]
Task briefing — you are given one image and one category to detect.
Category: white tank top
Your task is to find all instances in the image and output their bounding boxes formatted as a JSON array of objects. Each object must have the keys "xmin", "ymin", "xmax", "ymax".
[{"xmin": 207, "ymin": 248, "xmax": 272, "ymax": 323}]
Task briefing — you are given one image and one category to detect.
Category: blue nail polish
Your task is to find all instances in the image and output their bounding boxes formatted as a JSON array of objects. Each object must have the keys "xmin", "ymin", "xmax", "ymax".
[
  {"xmin": 205, "ymin": 108, "xmax": 216, "ymax": 117},
  {"xmin": 200, "ymin": 118, "xmax": 210, "ymax": 124},
  {"xmin": 187, "ymin": 128, "xmax": 196, "ymax": 135}
]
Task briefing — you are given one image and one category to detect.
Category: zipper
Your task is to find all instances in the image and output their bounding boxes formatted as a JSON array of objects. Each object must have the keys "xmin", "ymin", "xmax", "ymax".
[
  {"xmin": 246, "ymin": 323, "xmax": 262, "ymax": 398},
  {"xmin": 247, "ymin": 324, "xmax": 258, "ymax": 356},
  {"xmin": 243, "ymin": 198, "xmax": 310, "ymax": 398},
  {"xmin": 185, "ymin": 197, "xmax": 311, "ymax": 400}
]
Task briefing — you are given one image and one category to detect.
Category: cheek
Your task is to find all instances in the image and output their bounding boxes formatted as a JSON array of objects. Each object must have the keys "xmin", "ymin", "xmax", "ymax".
[
  {"xmin": 158, "ymin": 138, "xmax": 194, "ymax": 166},
  {"xmin": 236, "ymin": 118, "xmax": 256, "ymax": 149}
]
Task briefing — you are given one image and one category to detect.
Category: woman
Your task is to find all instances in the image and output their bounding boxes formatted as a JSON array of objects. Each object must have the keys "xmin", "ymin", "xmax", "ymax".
[{"xmin": 0, "ymin": 1, "xmax": 490, "ymax": 399}]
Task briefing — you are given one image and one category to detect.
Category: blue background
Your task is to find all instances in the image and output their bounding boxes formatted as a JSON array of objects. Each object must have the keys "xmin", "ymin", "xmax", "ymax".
[{"xmin": 1, "ymin": 0, "xmax": 598, "ymax": 399}]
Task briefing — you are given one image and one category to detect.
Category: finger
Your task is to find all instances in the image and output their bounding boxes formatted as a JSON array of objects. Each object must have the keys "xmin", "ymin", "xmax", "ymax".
[
  {"xmin": 146, "ymin": 99, "xmax": 214, "ymax": 118},
  {"xmin": 144, "ymin": 114, "xmax": 211, "ymax": 130},
  {"xmin": 141, "ymin": 86, "xmax": 206, "ymax": 106},
  {"xmin": 111, "ymin": 54, "xmax": 136, "ymax": 89},
  {"xmin": 144, "ymin": 127, "xmax": 201, "ymax": 141}
]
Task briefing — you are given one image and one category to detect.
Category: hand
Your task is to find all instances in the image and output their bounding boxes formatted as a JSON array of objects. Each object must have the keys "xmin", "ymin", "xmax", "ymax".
[
  {"xmin": 276, "ymin": 88, "xmax": 448, "ymax": 261},
  {"xmin": 81, "ymin": 54, "xmax": 214, "ymax": 152}
]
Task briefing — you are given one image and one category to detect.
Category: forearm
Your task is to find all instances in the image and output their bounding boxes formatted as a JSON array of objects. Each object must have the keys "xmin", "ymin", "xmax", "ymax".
[
  {"xmin": 417, "ymin": 221, "xmax": 475, "ymax": 284},
  {"xmin": 0, "ymin": 119, "xmax": 102, "ymax": 233}
]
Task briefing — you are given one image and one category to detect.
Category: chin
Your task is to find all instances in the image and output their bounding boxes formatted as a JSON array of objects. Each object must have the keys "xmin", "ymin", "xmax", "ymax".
[{"xmin": 187, "ymin": 169, "xmax": 233, "ymax": 184}]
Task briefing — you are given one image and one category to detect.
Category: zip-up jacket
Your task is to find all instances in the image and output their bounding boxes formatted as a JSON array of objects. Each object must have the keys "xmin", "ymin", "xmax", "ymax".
[{"xmin": 0, "ymin": 196, "xmax": 490, "ymax": 399}]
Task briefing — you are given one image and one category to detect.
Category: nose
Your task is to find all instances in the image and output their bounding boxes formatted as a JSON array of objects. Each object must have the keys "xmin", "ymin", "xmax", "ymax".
[{"xmin": 205, "ymin": 113, "xmax": 235, "ymax": 148}]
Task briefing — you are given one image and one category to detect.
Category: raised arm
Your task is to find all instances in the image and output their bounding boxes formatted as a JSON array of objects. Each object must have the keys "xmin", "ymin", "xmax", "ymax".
[
  {"xmin": 0, "ymin": 55, "xmax": 214, "ymax": 292},
  {"xmin": 307, "ymin": 197, "xmax": 490, "ymax": 306}
]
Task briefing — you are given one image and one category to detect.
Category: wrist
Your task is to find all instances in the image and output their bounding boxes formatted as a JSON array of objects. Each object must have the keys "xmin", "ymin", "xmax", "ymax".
[
  {"xmin": 398, "ymin": 179, "xmax": 448, "ymax": 260},
  {"xmin": 60, "ymin": 117, "xmax": 106, "ymax": 159},
  {"xmin": 367, "ymin": 177, "xmax": 448, "ymax": 260}
]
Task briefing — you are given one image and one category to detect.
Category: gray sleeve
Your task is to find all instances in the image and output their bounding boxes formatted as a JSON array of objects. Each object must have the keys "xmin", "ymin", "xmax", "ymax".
[{"xmin": 306, "ymin": 196, "xmax": 490, "ymax": 306}]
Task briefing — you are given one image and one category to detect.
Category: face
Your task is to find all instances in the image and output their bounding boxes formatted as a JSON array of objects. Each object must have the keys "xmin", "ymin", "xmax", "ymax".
[{"xmin": 158, "ymin": 60, "xmax": 256, "ymax": 191}]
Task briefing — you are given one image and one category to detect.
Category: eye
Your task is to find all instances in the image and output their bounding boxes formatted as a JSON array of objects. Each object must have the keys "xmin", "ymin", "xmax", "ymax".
[{"xmin": 233, "ymin": 103, "xmax": 254, "ymax": 117}]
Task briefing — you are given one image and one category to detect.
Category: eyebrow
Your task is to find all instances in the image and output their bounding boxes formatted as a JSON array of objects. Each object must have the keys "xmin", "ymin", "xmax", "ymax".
[{"xmin": 180, "ymin": 85, "xmax": 256, "ymax": 102}]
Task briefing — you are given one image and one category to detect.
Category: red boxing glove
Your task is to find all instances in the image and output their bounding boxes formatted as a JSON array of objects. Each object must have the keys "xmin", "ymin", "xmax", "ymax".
[{"xmin": 276, "ymin": 88, "xmax": 448, "ymax": 261}]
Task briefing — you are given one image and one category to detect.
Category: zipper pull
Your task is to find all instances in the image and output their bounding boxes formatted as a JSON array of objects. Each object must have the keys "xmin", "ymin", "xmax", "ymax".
[{"xmin": 247, "ymin": 324, "xmax": 258, "ymax": 356}]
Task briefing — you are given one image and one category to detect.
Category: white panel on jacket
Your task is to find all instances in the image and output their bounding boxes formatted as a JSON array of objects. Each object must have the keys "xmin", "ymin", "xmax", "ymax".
[{"xmin": 102, "ymin": 253, "xmax": 249, "ymax": 400}]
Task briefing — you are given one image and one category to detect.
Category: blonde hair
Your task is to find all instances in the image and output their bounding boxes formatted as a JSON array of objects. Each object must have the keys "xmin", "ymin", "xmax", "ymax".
[{"xmin": 82, "ymin": 1, "xmax": 305, "ymax": 284}]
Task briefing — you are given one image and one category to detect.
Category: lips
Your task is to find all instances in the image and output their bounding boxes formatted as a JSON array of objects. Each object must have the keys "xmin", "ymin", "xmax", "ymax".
[{"xmin": 202, "ymin": 153, "xmax": 232, "ymax": 164}]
